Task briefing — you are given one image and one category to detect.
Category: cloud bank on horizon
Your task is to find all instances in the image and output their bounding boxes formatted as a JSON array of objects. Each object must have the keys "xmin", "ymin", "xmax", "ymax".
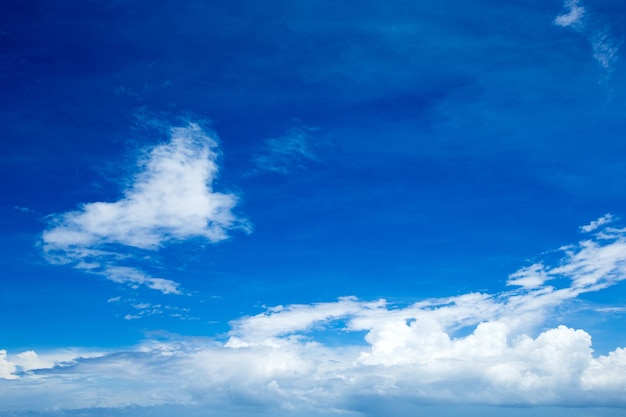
[
  {"xmin": 3, "ymin": 217, "xmax": 626, "ymax": 415},
  {"xmin": 41, "ymin": 122, "xmax": 248, "ymax": 295}
]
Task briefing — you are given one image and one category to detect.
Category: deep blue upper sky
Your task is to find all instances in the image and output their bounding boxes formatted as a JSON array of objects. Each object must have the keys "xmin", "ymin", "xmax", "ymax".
[{"xmin": 2, "ymin": 0, "xmax": 626, "ymax": 415}]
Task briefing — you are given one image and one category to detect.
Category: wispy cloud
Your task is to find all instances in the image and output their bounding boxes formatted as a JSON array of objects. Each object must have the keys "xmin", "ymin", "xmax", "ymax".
[
  {"xmin": 594, "ymin": 306, "xmax": 626, "ymax": 314},
  {"xmin": 554, "ymin": 0, "xmax": 620, "ymax": 72},
  {"xmin": 591, "ymin": 31, "xmax": 620, "ymax": 71},
  {"xmin": 41, "ymin": 122, "xmax": 248, "ymax": 294},
  {"xmin": 252, "ymin": 125, "xmax": 318, "ymax": 174},
  {"xmin": 4, "ymin": 217, "xmax": 626, "ymax": 414},
  {"xmin": 554, "ymin": 0, "xmax": 586, "ymax": 29},
  {"xmin": 122, "ymin": 301, "xmax": 194, "ymax": 321},
  {"xmin": 13, "ymin": 206, "xmax": 35, "ymax": 214},
  {"xmin": 580, "ymin": 213, "xmax": 616, "ymax": 232}
]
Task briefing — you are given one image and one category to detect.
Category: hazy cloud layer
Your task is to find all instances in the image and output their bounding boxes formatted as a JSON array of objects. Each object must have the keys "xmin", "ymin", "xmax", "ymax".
[
  {"xmin": 252, "ymin": 126, "xmax": 318, "ymax": 174},
  {"xmin": 4, "ymin": 217, "xmax": 626, "ymax": 415},
  {"xmin": 42, "ymin": 122, "xmax": 247, "ymax": 294}
]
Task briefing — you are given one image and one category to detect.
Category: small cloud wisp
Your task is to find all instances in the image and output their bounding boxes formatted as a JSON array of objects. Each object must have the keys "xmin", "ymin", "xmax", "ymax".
[
  {"xmin": 252, "ymin": 125, "xmax": 318, "ymax": 175},
  {"xmin": 554, "ymin": 0, "xmax": 620, "ymax": 72}
]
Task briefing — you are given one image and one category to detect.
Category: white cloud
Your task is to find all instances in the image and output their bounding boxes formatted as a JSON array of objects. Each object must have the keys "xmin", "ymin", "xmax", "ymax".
[
  {"xmin": 582, "ymin": 347, "xmax": 626, "ymax": 390},
  {"xmin": 581, "ymin": 213, "xmax": 615, "ymax": 232},
  {"xmin": 507, "ymin": 262, "xmax": 549, "ymax": 289},
  {"xmin": 591, "ymin": 31, "xmax": 620, "ymax": 70},
  {"xmin": 5, "ymin": 217, "xmax": 626, "ymax": 414},
  {"xmin": 104, "ymin": 266, "xmax": 182, "ymax": 295},
  {"xmin": 0, "ymin": 350, "xmax": 17, "ymax": 379},
  {"xmin": 14, "ymin": 351, "xmax": 50, "ymax": 372},
  {"xmin": 252, "ymin": 126, "xmax": 318, "ymax": 174},
  {"xmin": 41, "ymin": 122, "xmax": 248, "ymax": 294},
  {"xmin": 0, "ymin": 348, "xmax": 105, "ymax": 381},
  {"xmin": 554, "ymin": 0, "xmax": 619, "ymax": 72},
  {"xmin": 554, "ymin": 0, "xmax": 585, "ymax": 29}
]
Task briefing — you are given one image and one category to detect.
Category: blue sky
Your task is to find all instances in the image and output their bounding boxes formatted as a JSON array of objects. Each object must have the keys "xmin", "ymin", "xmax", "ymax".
[{"xmin": 2, "ymin": 0, "xmax": 626, "ymax": 415}]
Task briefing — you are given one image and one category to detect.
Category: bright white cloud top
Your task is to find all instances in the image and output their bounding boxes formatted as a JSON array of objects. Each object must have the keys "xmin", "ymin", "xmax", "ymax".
[
  {"xmin": 3, "ymin": 219, "xmax": 626, "ymax": 414},
  {"xmin": 41, "ymin": 122, "xmax": 247, "ymax": 294}
]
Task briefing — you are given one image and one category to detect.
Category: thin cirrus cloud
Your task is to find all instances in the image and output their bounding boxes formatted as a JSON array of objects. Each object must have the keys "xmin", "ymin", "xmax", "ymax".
[
  {"xmin": 252, "ymin": 126, "xmax": 318, "ymax": 174},
  {"xmin": 554, "ymin": 0, "xmax": 620, "ymax": 72},
  {"xmin": 580, "ymin": 212, "xmax": 616, "ymax": 232},
  {"xmin": 41, "ymin": 122, "xmax": 248, "ymax": 294},
  {"xmin": 3, "ymin": 217, "xmax": 626, "ymax": 415}
]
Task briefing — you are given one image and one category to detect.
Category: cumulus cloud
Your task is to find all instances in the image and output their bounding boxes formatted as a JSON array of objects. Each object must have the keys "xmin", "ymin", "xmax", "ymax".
[
  {"xmin": 0, "ymin": 350, "xmax": 17, "ymax": 380},
  {"xmin": 3, "ymin": 217, "xmax": 626, "ymax": 415},
  {"xmin": 41, "ymin": 122, "xmax": 248, "ymax": 294},
  {"xmin": 554, "ymin": 0, "xmax": 619, "ymax": 72},
  {"xmin": 252, "ymin": 125, "xmax": 318, "ymax": 174}
]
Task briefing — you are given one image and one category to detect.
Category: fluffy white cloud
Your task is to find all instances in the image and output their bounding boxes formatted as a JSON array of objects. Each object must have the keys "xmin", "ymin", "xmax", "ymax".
[
  {"xmin": 582, "ymin": 348, "xmax": 626, "ymax": 390},
  {"xmin": 5, "ymin": 217, "xmax": 626, "ymax": 415},
  {"xmin": 42, "ymin": 122, "xmax": 248, "ymax": 294},
  {"xmin": 0, "ymin": 350, "xmax": 17, "ymax": 380}
]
